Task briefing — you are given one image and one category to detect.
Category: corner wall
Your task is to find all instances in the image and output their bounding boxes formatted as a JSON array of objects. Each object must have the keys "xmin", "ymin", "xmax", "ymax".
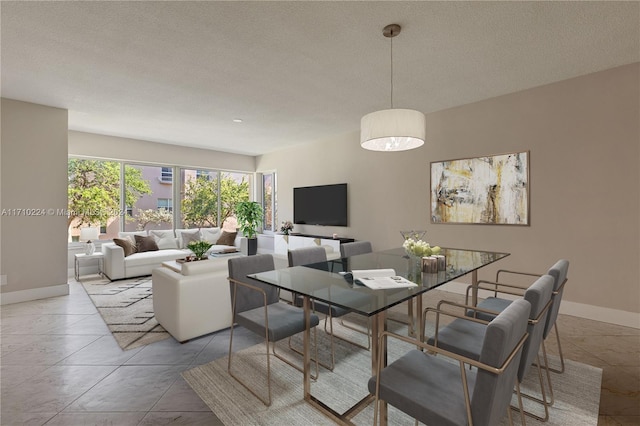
[
  {"xmin": 1, "ymin": 99, "xmax": 69, "ymax": 303},
  {"xmin": 257, "ymin": 63, "xmax": 640, "ymax": 327}
]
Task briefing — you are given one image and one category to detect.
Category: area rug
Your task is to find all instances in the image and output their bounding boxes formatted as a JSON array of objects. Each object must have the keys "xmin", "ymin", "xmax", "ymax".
[
  {"xmin": 79, "ymin": 275, "xmax": 170, "ymax": 350},
  {"xmin": 183, "ymin": 315, "xmax": 602, "ymax": 426}
]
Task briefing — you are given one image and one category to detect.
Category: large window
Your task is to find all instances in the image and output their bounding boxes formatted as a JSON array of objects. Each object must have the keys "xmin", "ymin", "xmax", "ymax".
[
  {"xmin": 124, "ymin": 164, "xmax": 173, "ymax": 232},
  {"xmin": 262, "ymin": 172, "xmax": 275, "ymax": 232},
  {"xmin": 180, "ymin": 168, "xmax": 250, "ymax": 231},
  {"xmin": 68, "ymin": 158, "xmax": 255, "ymax": 241},
  {"xmin": 67, "ymin": 158, "xmax": 124, "ymax": 241}
]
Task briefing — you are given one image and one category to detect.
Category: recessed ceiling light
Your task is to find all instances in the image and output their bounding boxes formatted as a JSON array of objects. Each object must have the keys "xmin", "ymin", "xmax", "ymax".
[{"xmin": 233, "ymin": 118, "xmax": 243, "ymax": 123}]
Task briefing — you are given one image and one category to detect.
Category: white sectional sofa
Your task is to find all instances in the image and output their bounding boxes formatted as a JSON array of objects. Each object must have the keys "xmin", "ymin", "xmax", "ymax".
[
  {"xmin": 102, "ymin": 228, "xmax": 240, "ymax": 280},
  {"xmin": 152, "ymin": 257, "xmax": 234, "ymax": 342}
]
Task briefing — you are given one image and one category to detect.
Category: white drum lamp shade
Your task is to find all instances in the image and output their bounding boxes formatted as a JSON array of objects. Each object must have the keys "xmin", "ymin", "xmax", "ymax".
[
  {"xmin": 79, "ymin": 227, "xmax": 100, "ymax": 242},
  {"xmin": 361, "ymin": 108, "xmax": 426, "ymax": 151}
]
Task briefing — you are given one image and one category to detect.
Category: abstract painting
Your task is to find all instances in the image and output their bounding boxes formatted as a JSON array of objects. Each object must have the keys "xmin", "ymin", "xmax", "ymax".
[{"xmin": 431, "ymin": 151, "xmax": 529, "ymax": 225}]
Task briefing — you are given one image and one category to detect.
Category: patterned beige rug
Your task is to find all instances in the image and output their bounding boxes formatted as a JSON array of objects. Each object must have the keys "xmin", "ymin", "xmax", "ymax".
[
  {"xmin": 183, "ymin": 313, "xmax": 601, "ymax": 425},
  {"xmin": 79, "ymin": 275, "xmax": 170, "ymax": 350}
]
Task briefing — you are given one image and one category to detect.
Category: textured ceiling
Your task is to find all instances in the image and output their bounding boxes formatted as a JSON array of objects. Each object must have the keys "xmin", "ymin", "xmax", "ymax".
[{"xmin": 2, "ymin": 1, "xmax": 638, "ymax": 156}]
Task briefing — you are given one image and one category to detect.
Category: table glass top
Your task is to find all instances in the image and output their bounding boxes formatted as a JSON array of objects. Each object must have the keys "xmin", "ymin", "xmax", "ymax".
[{"xmin": 249, "ymin": 247, "xmax": 509, "ymax": 317}]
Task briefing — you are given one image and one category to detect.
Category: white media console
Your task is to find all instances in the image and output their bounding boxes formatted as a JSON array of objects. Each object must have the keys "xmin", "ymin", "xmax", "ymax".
[{"xmin": 273, "ymin": 234, "xmax": 354, "ymax": 257}]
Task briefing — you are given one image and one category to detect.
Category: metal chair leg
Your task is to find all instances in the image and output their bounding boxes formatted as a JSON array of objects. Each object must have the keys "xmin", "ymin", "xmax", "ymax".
[
  {"xmin": 511, "ymin": 354, "xmax": 550, "ymax": 422},
  {"xmin": 228, "ymin": 320, "xmax": 273, "ymax": 406},
  {"xmin": 229, "ymin": 322, "xmax": 319, "ymax": 406},
  {"xmin": 387, "ymin": 299, "xmax": 415, "ymax": 336},
  {"xmin": 276, "ymin": 327, "xmax": 319, "ymax": 380},
  {"xmin": 288, "ymin": 298, "xmax": 335, "ymax": 371},
  {"xmin": 539, "ymin": 340, "xmax": 556, "ymax": 406},
  {"xmin": 329, "ymin": 314, "xmax": 371, "ymax": 351},
  {"xmin": 548, "ymin": 323, "xmax": 566, "ymax": 374},
  {"xmin": 514, "ymin": 381, "xmax": 527, "ymax": 426},
  {"xmin": 289, "ymin": 320, "xmax": 333, "ymax": 372},
  {"xmin": 338, "ymin": 316, "xmax": 372, "ymax": 348}
]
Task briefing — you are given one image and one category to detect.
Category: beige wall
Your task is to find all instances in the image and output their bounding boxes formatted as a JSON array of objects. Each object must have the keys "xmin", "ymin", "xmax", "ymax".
[
  {"xmin": 257, "ymin": 63, "xmax": 640, "ymax": 325},
  {"xmin": 1, "ymin": 99, "xmax": 69, "ymax": 301},
  {"xmin": 68, "ymin": 131, "xmax": 255, "ymax": 172},
  {"xmin": 2, "ymin": 64, "xmax": 637, "ymax": 322}
]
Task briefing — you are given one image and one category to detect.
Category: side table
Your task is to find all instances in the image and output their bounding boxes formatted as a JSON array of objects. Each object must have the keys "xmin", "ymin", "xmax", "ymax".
[{"xmin": 74, "ymin": 252, "xmax": 104, "ymax": 281}]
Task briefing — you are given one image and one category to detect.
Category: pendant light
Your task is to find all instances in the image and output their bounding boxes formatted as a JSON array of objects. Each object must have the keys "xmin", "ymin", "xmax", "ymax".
[{"xmin": 361, "ymin": 24, "xmax": 426, "ymax": 151}]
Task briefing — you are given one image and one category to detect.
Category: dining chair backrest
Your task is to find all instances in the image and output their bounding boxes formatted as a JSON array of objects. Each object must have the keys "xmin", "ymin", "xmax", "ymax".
[
  {"xmin": 544, "ymin": 259, "xmax": 569, "ymax": 339},
  {"xmin": 340, "ymin": 241, "xmax": 373, "ymax": 258},
  {"xmin": 518, "ymin": 274, "xmax": 554, "ymax": 382},
  {"xmin": 287, "ymin": 246, "xmax": 328, "ymax": 269},
  {"xmin": 471, "ymin": 298, "xmax": 531, "ymax": 426},
  {"xmin": 228, "ymin": 254, "xmax": 278, "ymax": 313}
]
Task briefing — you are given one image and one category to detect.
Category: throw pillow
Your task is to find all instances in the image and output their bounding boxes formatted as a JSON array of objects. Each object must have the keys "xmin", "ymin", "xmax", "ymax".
[
  {"xmin": 216, "ymin": 231, "xmax": 237, "ymax": 246},
  {"xmin": 177, "ymin": 229, "xmax": 201, "ymax": 248},
  {"xmin": 135, "ymin": 234, "xmax": 159, "ymax": 253},
  {"xmin": 113, "ymin": 237, "xmax": 137, "ymax": 257}
]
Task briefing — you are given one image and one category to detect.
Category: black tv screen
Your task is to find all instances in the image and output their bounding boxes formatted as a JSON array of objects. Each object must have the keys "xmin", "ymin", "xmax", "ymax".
[{"xmin": 294, "ymin": 183, "xmax": 347, "ymax": 226}]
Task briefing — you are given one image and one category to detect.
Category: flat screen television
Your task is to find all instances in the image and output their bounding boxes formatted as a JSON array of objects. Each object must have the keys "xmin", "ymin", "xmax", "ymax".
[{"xmin": 294, "ymin": 183, "xmax": 347, "ymax": 226}]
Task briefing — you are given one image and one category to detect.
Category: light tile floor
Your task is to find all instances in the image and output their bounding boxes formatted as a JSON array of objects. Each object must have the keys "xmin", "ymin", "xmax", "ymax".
[{"xmin": 1, "ymin": 280, "xmax": 638, "ymax": 425}]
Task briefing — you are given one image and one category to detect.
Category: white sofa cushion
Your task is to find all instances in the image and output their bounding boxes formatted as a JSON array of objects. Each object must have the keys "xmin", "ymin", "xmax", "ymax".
[
  {"xmin": 200, "ymin": 227, "xmax": 222, "ymax": 244},
  {"xmin": 118, "ymin": 231, "xmax": 148, "ymax": 242},
  {"xmin": 125, "ymin": 249, "xmax": 188, "ymax": 268},
  {"xmin": 149, "ymin": 230, "xmax": 179, "ymax": 250},
  {"xmin": 149, "ymin": 229, "xmax": 175, "ymax": 239}
]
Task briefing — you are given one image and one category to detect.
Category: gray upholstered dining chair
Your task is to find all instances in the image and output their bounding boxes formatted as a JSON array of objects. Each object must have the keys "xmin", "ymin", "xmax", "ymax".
[
  {"xmin": 339, "ymin": 240, "xmax": 373, "ymax": 258},
  {"xmin": 342, "ymin": 240, "xmax": 417, "ymax": 337},
  {"xmin": 369, "ymin": 299, "xmax": 531, "ymax": 426},
  {"xmin": 467, "ymin": 259, "xmax": 569, "ymax": 405},
  {"xmin": 227, "ymin": 254, "xmax": 320, "ymax": 406},
  {"xmin": 337, "ymin": 241, "xmax": 374, "ymax": 343},
  {"xmin": 287, "ymin": 246, "xmax": 368, "ymax": 370},
  {"xmin": 430, "ymin": 274, "xmax": 555, "ymax": 422}
]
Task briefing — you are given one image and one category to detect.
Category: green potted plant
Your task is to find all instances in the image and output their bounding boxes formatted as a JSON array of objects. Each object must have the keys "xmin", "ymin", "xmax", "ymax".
[{"xmin": 235, "ymin": 201, "xmax": 263, "ymax": 255}]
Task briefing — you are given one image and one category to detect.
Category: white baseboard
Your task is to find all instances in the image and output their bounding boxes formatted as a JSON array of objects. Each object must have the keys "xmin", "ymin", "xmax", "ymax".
[
  {"xmin": 439, "ymin": 281, "xmax": 640, "ymax": 330},
  {"xmin": 0, "ymin": 283, "xmax": 69, "ymax": 305}
]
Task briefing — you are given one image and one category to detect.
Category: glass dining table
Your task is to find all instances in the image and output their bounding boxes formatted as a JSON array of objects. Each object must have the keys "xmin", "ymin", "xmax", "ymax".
[{"xmin": 249, "ymin": 246, "xmax": 509, "ymax": 425}]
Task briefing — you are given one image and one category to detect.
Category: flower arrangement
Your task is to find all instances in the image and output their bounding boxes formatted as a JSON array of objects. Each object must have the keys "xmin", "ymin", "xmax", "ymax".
[
  {"xmin": 187, "ymin": 240, "xmax": 213, "ymax": 260},
  {"xmin": 280, "ymin": 220, "xmax": 294, "ymax": 235},
  {"xmin": 403, "ymin": 238, "xmax": 441, "ymax": 258}
]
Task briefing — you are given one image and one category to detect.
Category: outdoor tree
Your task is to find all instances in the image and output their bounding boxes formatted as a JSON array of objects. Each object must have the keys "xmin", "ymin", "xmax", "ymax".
[
  {"xmin": 181, "ymin": 176, "xmax": 218, "ymax": 228},
  {"xmin": 181, "ymin": 173, "xmax": 249, "ymax": 228},
  {"xmin": 219, "ymin": 173, "xmax": 249, "ymax": 226},
  {"xmin": 67, "ymin": 159, "xmax": 151, "ymax": 229},
  {"xmin": 135, "ymin": 208, "xmax": 173, "ymax": 231}
]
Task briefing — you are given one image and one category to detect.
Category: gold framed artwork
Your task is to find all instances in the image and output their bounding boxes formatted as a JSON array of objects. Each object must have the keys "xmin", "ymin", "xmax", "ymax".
[{"xmin": 431, "ymin": 151, "xmax": 529, "ymax": 225}]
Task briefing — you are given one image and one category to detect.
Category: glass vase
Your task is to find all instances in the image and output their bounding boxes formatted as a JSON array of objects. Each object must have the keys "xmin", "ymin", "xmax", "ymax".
[
  {"xmin": 400, "ymin": 230, "xmax": 427, "ymax": 241},
  {"xmin": 407, "ymin": 255, "xmax": 422, "ymax": 282}
]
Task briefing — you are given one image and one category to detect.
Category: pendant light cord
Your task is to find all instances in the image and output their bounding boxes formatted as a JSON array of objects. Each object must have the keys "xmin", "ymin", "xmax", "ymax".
[{"xmin": 390, "ymin": 35, "xmax": 394, "ymax": 109}]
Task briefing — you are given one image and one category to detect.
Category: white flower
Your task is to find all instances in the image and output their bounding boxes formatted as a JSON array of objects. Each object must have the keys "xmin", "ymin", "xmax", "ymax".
[
  {"xmin": 280, "ymin": 220, "xmax": 294, "ymax": 232},
  {"xmin": 403, "ymin": 238, "xmax": 441, "ymax": 257}
]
